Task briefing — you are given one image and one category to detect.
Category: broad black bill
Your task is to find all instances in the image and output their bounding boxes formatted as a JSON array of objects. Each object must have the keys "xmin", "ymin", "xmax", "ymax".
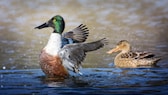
[{"xmin": 35, "ymin": 23, "xmax": 49, "ymax": 29}]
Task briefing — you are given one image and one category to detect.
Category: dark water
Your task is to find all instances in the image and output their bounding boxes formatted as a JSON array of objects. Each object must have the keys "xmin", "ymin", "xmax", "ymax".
[
  {"xmin": 0, "ymin": 68, "xmax": 168, "ymax": 94},
  {"xmin": 0, "ymin": 0, "xmax": 168, "ymax": 94}
]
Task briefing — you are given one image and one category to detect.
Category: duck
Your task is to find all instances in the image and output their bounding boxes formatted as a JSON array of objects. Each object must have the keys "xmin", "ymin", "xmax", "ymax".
[
  {"xmin": 35, "ymin": 15, "xmax": 107, "ymax": 78},
  {"xmin": 107, "ymin": 40, "xmax": 161, "ymax": 68}
]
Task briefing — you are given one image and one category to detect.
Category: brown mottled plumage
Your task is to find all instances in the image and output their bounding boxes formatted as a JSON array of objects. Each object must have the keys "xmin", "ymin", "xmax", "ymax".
[
  {"xmin": 40, "ymin": 50, "xmax": 69, "ymax": 78},
  {"xmin": 107, "ymin": 40, "xmax": 161, "ymax": 68}
]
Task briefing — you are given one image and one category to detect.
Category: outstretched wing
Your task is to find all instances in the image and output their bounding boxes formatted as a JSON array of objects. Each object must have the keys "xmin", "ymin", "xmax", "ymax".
[
  {"xmin": 58, "ymin": 38, "xmax": 108, "ymax": 74},
  {"xmin": 63, "ymin": 24, "xmax": 89, "ymax": 42}
]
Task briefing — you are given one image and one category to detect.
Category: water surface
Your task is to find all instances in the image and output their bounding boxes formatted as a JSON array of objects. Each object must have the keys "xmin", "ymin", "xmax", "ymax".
[{"xmin": 0, "ymin": 68, "xmax": 168, "ymax": 94}]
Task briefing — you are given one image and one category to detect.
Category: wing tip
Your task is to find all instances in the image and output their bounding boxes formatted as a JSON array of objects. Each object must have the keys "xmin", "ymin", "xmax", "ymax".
[{"xmin": 100, "ymin": 38, "xmax": 109, "ymax": 45}]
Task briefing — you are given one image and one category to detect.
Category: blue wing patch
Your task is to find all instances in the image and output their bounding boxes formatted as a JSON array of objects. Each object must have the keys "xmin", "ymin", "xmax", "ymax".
[{"xmin": 61, "ymin": 37, "xmax": 74, "ymax": 48}]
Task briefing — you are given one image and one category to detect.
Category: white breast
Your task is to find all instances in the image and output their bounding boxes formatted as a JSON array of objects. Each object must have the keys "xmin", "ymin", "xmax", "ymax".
[{"xmin": 44, "ymin": 33, "xmax": 62, "ymax": 56}]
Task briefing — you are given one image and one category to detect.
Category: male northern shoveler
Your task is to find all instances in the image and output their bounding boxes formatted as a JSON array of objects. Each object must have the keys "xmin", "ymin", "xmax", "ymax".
[
  {"xmin": 107, "ymin": 40, "xmax": 161, "ymax": 68},
  {"xmin": 35, "ymin": 15, "xmax": 107, "ymax": 78}
]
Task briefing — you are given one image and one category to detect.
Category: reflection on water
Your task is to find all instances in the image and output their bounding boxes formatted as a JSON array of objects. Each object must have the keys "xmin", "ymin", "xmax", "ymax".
[
  {"xmin": 0, "ymin": 68, "xmax": 168, "ymax": 94},
  {"xmin": 0, "ymin": 0, "xmax": 168, "ymax": 94}
]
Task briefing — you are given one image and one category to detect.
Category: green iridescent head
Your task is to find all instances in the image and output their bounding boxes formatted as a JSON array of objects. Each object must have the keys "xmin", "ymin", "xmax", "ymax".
[{"xmin": 35, "ymin": 15, "xmax": 65, "ymax": 34}]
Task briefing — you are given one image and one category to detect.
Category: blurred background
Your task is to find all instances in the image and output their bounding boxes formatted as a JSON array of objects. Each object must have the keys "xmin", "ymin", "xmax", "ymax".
[{"xmin": 0, "ymin": 0, "xmax": 168, "ymax": 70}]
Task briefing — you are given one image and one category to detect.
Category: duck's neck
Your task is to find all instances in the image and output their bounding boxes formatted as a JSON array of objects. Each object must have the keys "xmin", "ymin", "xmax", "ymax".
[
  {"xmin": 115, "ymin": 49, "xmax": 130, "ymax": 62},
  {"xmin": 115, "ymin": 52, "xmax": 122, "ymax": 59},
  {"xmin": 44, "ymin": 33, "xmax": 62, "ymax": 56}
]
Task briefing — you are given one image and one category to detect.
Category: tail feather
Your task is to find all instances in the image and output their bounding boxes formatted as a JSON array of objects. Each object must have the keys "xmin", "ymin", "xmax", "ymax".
[
  {"xmin": 153, "ymin": 58, "xmax": 161, "ymax": 63},
  {"xmin": 138, "ymin": 57, "xmax": 161, "ymax": 66}
]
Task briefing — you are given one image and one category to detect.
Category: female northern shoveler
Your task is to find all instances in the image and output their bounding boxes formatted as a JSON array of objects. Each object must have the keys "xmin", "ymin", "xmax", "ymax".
[
  {"xmin": 35, "ymin": 15, "xmax": 107, "ymax": 78},
  {"xmin": 107, "ymin": 40, "xmax": 161, "ymax": 68}
]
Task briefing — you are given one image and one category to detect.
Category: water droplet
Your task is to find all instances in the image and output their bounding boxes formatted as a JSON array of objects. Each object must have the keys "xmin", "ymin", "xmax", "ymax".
[
  {"xmin": 24, "ymin": 66, "xmax": 27, "ymax": 69},
  {"xmin": 40, "ymin": 41, "xmax": 43, "ymax": 44},
  {"xmin": 8, "ymin": 58, "xmax": 13, "ymax": 61},
  {"xmin": 23, "ymin": 53, "xmax": 26, "ymax": 56},
  {"xmin": 2, "ymin": 66, "xmax": 6, "ymax": 70},
  {"xmin": 1, "ymin": 85, "xmax": 3, "ymax": 88},
  {"xmin": 24, "ymin": 84, "xmax": 27, "ymax": 87}
]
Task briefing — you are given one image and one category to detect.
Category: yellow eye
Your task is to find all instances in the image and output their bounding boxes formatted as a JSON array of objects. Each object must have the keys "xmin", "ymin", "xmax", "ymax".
[{"xmin": 53, "ymin": 19, "xmax": 56, "ymax": 22}]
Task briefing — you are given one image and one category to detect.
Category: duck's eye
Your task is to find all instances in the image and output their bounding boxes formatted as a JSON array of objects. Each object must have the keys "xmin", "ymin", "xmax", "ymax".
[{"xmin": 52, "ymin": 19, "xmax": 56, "ymax": 23}]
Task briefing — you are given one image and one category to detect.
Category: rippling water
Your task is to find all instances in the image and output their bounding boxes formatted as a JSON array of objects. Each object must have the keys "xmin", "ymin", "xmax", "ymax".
[
  {"xmin": 0, "ymin": 0, "xmax": 168, "ymax": 94},
  {"xmin": 0, "ymin": 68, "xmax": 168, "ymax": 94}
]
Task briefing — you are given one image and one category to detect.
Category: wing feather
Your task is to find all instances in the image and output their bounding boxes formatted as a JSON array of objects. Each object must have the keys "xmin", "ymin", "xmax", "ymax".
[
  {"xmin": 121, "ymin": 51, "xmax": 155, "ymax": 59},
  {"xmin": 59, "ymin": 38, "xmax": 107, "ymax": 73},
  {"xmin": 63, "ymin": 24, "xmax": 89, "ymax": 43}
]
